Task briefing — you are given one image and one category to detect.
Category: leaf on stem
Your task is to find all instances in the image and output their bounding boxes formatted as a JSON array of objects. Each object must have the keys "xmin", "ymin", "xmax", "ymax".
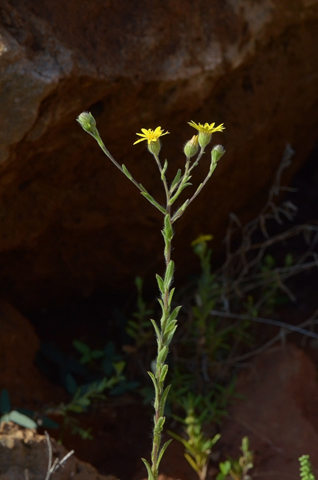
[
  {"xmin": 122, "ymin": 164, "xmax": 133, "ymax": 180},
  {"xmin": 157, "ymin": 345, "xmax": 168, "ymax": 366},
  {"xmin": 159, "ymin": 364, "xmax": 169, "ymax": 387},
  {"xmin": 172, "ymin": 199, "xmax": 189, "ymax": 223},
  {"xmin": 164, "ymin": 215, "xmax": 174, "ymax": 241},
  {"xmin": 168, "ymin": 288, "xmax": 175, "ymax": 306},
  {"xmin": 164, "ymin": 325, "xmax": 177, "ymax": 346},
  {"xmin": 157, "ymin": 439, "xmax": 173, "ymax": 468},
  {"xmin": 148, "ymin": 371, "xmax": 159, "ymax": 401},
  {"xmin": 141, "ymin": 192, "xmax": 167, "ymax": 214},
  {"xmin": 150, "ymin": 319, "xmax": 161, "ymax": 342},
  {"xmin": 184, "ymin": 453, "xmax": 201, "ymax": 475},
  {"xmin": 141, "ymin": 458, "xmax": 155, "ymax": 480},
  {"xmin": 161, "ymin": 159, "xmax": 168, "ymax": 180},
  {"xmin": 170, "ymin": 169, "xmax": 182, "ymax": 193},
  {"xmin": 167, "ymin": 305, "xmax": 181, "ymax": 323},
  {"xmin": 156, "ymin": 274, "xmax": 165, "ymax": 295},
  {"xmin": 160, "ymin": 385, "xmax": 171, "ymax": 415},
  {"xmin": 164, "ymin": 260, "xmax": 175, "ymax": 290}
]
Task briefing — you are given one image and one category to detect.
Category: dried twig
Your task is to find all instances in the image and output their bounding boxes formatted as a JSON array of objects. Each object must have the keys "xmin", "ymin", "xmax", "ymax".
[{"xmin": 44, "ymin": 431, "xmax": 74, "ymax": 480}]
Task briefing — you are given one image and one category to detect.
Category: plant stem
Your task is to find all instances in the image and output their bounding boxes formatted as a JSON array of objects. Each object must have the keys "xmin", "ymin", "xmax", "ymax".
[{"xmin": 150, "ymin": 157, "xmax": 174, "ymax": 480}]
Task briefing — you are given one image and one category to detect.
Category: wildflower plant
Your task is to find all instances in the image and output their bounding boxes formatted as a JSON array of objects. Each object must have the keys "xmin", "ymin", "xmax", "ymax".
[
  {"xmin": 77, "ymin": 111, "xmax": 225, "ymax": 480},
  {"xmin": 168, "ymin": 392, "xmax": 220, "ymax": 480}
]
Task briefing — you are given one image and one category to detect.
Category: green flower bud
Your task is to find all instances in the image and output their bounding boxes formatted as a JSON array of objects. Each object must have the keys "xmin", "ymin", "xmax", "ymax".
[
  {"xmin": 148, "ymin": 139, "xmax": 161, "ymax": 156},
  {"xmin": 184, "ymin": 135, "xmax": 199, "ymax": 158},
  {"xmin": 76, "ymin": 112, "xmax": 98, "ymax": 136},
  {"xmin": 198, "ymin": 132, "xmax": 212, "ymax": 149},
  {"xmin": 211, "ymin": 144, "xmax": 225, "ymax": 163}
]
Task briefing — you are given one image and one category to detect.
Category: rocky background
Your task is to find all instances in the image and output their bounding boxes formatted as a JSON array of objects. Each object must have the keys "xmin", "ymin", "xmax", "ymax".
[
  {"xmin": 0, "ymin": 0, "xmax": 317, "ymax": 311},
  {"xmin": 1, "ymin": 2, "xmax": 318, "ymax": 479}
]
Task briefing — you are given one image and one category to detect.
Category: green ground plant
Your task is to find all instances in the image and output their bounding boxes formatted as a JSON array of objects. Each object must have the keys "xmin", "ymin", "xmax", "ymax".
[
  {"xmin": 217, "ymin": 437, "xmax": 253, "ymax": 480},
  {"xmin": 77, "ymin": 113, "xmax": 225, "ymax": 480},
  {"xmin": 299, "ymin": 455, "xmax": 316, "ymax": 480},
  {"xmin": 0, "ymin": 389, "xmax": 37, "ymax": 429},
  {"xmin": 168, "ymin": 392, "xmax": 220, "ymax": 480}
]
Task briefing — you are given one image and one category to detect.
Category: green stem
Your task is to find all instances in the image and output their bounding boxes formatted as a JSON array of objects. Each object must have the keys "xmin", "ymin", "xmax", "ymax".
[{"xmin": 95, "ymin": 133, "xmax": 144, "ymax": 194}]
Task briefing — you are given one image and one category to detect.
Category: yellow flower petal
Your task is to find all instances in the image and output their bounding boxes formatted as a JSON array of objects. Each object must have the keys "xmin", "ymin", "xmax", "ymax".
[
  {"xmin": 133, "ymin": 127, "xmax": 169, "ymax": 145},
  {"xmin": 188, "ymin": 121, "xmax": 225, "ymax": 134}
]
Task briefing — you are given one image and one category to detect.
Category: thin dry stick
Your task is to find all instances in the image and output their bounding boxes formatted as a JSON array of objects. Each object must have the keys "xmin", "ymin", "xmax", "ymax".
[{"xmin": 44, "ymin": 431, "xmax": 74, "ymax": 480}]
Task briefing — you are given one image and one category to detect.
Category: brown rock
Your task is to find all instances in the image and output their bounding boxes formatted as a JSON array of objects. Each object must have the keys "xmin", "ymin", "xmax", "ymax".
[
  {"xmin": 0, "ymin": 300, "xmax": 63, "ymax": 408},
  {"xmin": 0, "ymin": 423, "xmax": 117, "ymax": 480},
  {"xmin": 0, "ymin": 1, "xmax": 318, "ymax": 309},
  {"xmin": 220, "ymin": 344, "xmax": 318, "ymax": 479}
]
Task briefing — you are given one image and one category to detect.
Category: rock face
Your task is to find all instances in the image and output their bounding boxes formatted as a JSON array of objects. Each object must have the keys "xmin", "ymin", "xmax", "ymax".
[
  {"xmin": 220, "ymin": 344, "xmax": 318, "ymax": 479},
  {"xmin": 0, "ymin": 0, "xmax": 318, "ymax": 309},
  {"xmin": 0, "ymin": 300, "xmax": 63, "ymax": 407},
  {"xmin": 0, "ymin": 423, "xmax": 117, "ymax": 480}
]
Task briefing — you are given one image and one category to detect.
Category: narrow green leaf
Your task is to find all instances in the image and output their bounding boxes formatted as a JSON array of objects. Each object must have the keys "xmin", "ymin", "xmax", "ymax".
[
  {"xmin": 180, "ymin": 181, "xmax": 192, "ymax": 191},
  {"xmin": 184, "ymin": 453, "xmax": 201, "ymax": 475},
  {"xmin": 157, "ymin": 298, "xmax": 165, "ymax": 316},
  {"xmin": 168, "ymin": 288, "xmax": 175, "ymax": 306},
  {"xmin": 164, "ymin": 325, "xmax": 177, "ymax": 346},
  {"xmin": 72, "ymin": 340, "xmax": 89, "ymax": 354},
  {"xmin": 159, "ymin": 364, "xmax": 168, "ymax": 386},
  {"xmin": 161, "ymin": 159, "xmax": 168, "ymax": 180},
  {"xmin": 141, "ymin": 458, "xmax": 155, "ymax": 480},
  {"xmin": 156, "ymin": 274, "xmax": 164, "ymax": 294},
  {"xmin": 150, "ymin": 319, "xmax": 161, "ymax": 341},
  {"xmin": 141, "ymin": 192, "xmax": 167, "ymax": 214},
  {"xmin": 164, "ymin": 214, "xmax": 174, "ymax": 241},
  {"xmin": 157, "ymin": 439, "xmax": 172, "ymax": 468},
  {"xmin": 171, "ymin": 199, "xmax": 189, "ymax": 223},
  {"xmin": 157, "ymin": 345, "xmax": 168, "ymax": 366},
  {"xmin": 9, "ymin": 411, "xmax": 37, "ymax": 429},
  {"xmin": 154, "ymin": 416, "xmax": 165, "ymax": 434},
  {"xmin": 160, "ymin": 384, "xmax": 171, "ymax": 414},
  {"xmin": 148, "ymin": 371, "xmax": 159, "ymax": 409},
  {"xmin": 164, "ymin": 260, "xmax": 175, "ymax": 289},
  {"xmin": 167, "ymin": 305, "xmax": 181, "ymax": 323},
  {"xmin": 163, "ymin": 319, "xmax": 177, "ymax": 335},
  {"xmin": 122, "ymin": 164, "xmax": 133, "ymax": 180},
  {"xmin": 170, "ymin": 169, "xmax": 182, "ymax": 192}
]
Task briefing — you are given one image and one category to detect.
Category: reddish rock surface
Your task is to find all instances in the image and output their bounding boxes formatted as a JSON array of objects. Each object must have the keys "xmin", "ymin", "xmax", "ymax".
[
  {"xmin": 0, "ymin": 423, "xmax": 118, "ymax": 480},
  {"xmin": 220, "ymin": 344, "xmax": 318, "ymax": 480},
  {"xmin": 0, "ymin": 1, "xmax": 318, "ymax": 309},
  {"xmin": 0, "ymin": 300, "xmax": 63, "ymax": 408}
]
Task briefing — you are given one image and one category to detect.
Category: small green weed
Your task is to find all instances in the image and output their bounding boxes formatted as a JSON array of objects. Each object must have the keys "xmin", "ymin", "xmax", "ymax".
[
  {"xmin": 217, "ymin": 437, "xmax": 254, "ymax": 480},
  {"xmin": 299, "ymin": 455, "xmax": 316, "ymax": 480},
  {"xmin": 168, "ymin": 392, "xmax": 220, "ymax": 480},
  {"xmin": 126, "ymin": 276, "xmax": 154, "ymax": 350},
  {"xmin": 0, "ymin": 389, "xmax": 37, "ymax": 429}
]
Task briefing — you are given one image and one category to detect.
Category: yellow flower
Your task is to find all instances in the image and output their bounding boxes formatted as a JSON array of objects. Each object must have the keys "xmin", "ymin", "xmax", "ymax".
[
  {"xmin": 191, "ymin": 234, "xmax": 214, "ymax": 247},
  {"xmin": 133, "ymin": 127, "xmax": 170, "ymax": 145},
  {"xmin": 188, "ymin": 121, "xmax": 225, "ymax": 134}
]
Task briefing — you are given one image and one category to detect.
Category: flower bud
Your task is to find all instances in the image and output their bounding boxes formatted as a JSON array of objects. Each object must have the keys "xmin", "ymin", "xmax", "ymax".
[
  {"xmin": 211, "ymin": 144, "xmax": 225, "ymax": 164},
  {"xmin": 76, "ymin": 112, "xmax": 98, "ymax": 136},
  {"xmin": 184, "ymin": 135, "xmax": 199, "ymax": 158},
  {"xmin": 148, "ymin": 139, "xmax": 161, "ymax": 156}
]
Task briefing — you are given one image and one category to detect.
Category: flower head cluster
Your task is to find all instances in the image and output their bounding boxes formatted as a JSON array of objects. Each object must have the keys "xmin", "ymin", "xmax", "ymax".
[
  {"xmin": 188, "ymin": 121, "xmax": 225, "ymax": 148},
  {"xmin": 134, "ymin": 127, "xmax": 169, "ymax": 156},
  {"xmin": 133, "ymin": 127, "xmax": 169, "ymax": 145},
  {"xmin": 188, "ymin": 121, "xmax": 225, "ymax": 134}
]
